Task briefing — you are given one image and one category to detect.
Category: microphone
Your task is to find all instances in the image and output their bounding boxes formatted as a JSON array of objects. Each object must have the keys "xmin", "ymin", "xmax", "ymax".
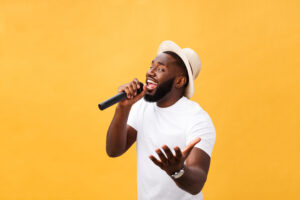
[{"xmin": 98, "ymin": 82, "xmax": 144, "ymax": 110}]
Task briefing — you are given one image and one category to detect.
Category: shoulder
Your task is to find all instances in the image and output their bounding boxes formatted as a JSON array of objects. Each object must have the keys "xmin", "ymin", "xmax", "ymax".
[{"xmin": 182, "ymin": 98, "xmax": 215, "ymax": 130}]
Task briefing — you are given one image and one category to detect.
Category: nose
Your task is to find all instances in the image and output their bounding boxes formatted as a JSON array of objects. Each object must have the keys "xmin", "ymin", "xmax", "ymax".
[{"xmin": 146, "ymin": 67, "xmax": 156, "ymax": 77}]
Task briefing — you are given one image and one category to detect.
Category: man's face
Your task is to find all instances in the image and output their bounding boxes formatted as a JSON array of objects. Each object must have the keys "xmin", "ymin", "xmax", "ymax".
[{"xmin": 144, "ymin": 53, "xmax": 178, "ymax": 102}]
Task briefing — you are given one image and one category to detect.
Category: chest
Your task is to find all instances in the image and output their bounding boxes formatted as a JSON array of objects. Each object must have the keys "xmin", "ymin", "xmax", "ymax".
[{"xmin": 137, "ymin": 107, "xmax": 189, "ymax": 150}]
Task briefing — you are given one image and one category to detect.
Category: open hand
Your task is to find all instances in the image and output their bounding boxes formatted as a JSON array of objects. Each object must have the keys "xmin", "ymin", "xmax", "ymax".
[{"xmin": 149, "ymin": 137, "xmax": 201, "ymax": 176}]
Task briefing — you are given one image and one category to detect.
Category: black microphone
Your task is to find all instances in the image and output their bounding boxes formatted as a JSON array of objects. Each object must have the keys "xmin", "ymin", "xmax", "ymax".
[{"xmin": 98, "ymin": 82, "xmax": 144, "ymax": 110}]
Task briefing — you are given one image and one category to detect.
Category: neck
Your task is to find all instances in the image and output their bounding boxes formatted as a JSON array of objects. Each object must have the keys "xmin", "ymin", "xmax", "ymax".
[{"xmin": 156, "ymin": 90, "xmax": 184, "ymax": 108}]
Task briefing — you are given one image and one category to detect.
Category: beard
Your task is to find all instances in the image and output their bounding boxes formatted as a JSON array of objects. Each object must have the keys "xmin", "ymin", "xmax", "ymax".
[{"xmin": 144, "ymin": 77, "xmax": 175, "ymax": 102}]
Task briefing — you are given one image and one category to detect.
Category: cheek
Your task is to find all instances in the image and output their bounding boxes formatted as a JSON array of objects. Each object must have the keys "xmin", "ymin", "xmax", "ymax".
[
  {"xmin": 156, "ymin": 74, "xmax": 165, "ymax": 83},
  {"xmin": 157, "ymin": 72, "xmax": 174, "ymax": 82}
]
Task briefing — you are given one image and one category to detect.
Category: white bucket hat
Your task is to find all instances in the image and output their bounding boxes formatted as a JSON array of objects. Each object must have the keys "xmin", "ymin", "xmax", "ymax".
[{"xmin": 157, "ymin": 40, "xmax": 201, "ymax": 98}]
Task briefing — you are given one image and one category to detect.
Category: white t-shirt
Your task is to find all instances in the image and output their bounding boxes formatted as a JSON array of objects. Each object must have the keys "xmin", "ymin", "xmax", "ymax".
[{"xmin": 127, "ymin": 97, "xmax": 216, "ymax": 200}]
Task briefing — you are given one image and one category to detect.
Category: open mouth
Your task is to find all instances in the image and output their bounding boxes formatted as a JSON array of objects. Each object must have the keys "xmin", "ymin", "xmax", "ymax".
[{"xmin": 146, "ymin": 79, "xmax": 158, "ymax": 90}]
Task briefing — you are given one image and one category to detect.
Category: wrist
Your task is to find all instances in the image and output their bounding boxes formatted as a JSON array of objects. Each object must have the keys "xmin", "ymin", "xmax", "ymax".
[
  {"xmin": 171, "ymin": 166, "xmax": 185, "ymax": 179},
  {"xmin": 116, "ymin": 103, "xmax": 132, "ymax": 111}
]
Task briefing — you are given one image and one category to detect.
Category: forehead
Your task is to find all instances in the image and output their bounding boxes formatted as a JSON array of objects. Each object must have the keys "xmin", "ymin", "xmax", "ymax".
[{"xmin": 152, "ymin": 52, "xmax": 177, "ymax": 66}]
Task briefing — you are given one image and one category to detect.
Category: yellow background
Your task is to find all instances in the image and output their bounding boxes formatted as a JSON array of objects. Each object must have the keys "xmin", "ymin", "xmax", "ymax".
[{"xmin": 0, "ymin": 0, "xmax": 299, "ymax": 199}]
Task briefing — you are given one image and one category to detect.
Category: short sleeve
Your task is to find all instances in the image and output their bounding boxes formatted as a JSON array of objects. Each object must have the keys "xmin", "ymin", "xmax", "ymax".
[
  {"xmin": 185, "ymin": 111, "xmax": 216, "ymax": 157},
  {"xmin": 127, "ymin": 99, "xmax": 142, "ymax": 131}
]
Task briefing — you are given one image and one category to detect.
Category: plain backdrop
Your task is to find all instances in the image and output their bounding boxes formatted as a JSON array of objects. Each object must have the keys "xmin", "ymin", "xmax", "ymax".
[{"xmin": 0, "ymin": 0, "xmax": 299, "ymax": 199}]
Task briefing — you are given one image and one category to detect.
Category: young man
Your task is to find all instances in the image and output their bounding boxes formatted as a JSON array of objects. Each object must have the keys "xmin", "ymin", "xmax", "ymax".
[{"xmin": 106, "ymin": 41, "xmax": 216, "ymax": 200}]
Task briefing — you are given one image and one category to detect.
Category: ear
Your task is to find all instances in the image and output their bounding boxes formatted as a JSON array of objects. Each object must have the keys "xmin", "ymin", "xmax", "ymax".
[{"xmin": 175, "ymin": 76, "xmax": 187, "ymax": 89}]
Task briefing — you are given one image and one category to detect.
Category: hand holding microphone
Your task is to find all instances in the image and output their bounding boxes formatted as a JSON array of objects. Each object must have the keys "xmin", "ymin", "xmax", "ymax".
[{"xmin": 98, "ymin": 78, "xmax": 147, "ymax": 110}]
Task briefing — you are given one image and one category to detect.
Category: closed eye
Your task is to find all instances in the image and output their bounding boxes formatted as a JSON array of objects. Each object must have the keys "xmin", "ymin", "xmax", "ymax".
[{"xmin": 158, "ymin": 67, "xmax": 165, "ymax": 72}]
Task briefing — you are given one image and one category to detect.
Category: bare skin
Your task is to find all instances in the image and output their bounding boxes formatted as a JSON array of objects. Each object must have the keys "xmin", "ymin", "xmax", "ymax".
[{"xmin": 106, "ymin": 53, "xmax": 211, "ymax": 195}]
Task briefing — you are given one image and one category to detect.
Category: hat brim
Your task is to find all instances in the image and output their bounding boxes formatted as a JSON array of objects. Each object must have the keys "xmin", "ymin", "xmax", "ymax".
[{"xmin": 157, "ymin": 41, "xmax": 194, "ymax": 98}]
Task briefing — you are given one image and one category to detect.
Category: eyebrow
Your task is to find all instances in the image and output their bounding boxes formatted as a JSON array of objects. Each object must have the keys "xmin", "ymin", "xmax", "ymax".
[{"xmin": 151, "ymin": 60, "xmax": 166, "ymax": 66}]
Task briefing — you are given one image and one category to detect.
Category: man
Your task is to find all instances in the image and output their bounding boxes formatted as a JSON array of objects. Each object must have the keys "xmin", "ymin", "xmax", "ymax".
[{"xmin": 106, "ymin": 41, "xmax": 216, "ymax": 200}]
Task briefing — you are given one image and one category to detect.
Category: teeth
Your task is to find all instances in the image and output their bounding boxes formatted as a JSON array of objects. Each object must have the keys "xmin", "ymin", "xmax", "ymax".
[{"xmin": 147, "ymin": 80, "xmax": 157, "ymax": 84}]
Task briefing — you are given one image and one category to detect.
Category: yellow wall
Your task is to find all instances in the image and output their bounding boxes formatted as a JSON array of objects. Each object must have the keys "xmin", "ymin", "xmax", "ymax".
[{"xmin": 0, "ymin": 0, "xmax": 299, "ymax": 199}]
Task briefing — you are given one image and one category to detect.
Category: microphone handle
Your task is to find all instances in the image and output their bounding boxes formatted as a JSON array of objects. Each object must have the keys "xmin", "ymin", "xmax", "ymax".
[
  {"xmin": 98, "ymin": 92, "xmax": 126, "ymax": 110},
  {"xmin": 98, "ymin": 82, "xmax": 144, "ymax": 110}
]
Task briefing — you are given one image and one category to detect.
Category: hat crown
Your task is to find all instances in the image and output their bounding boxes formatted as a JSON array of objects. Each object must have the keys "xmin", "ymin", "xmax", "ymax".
[{"xmin": 182, "ymin": 48, "xmax": 201, "ymax": 80}]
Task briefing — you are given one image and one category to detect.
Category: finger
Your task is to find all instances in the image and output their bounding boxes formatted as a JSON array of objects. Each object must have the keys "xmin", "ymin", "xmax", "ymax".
[
  {"xmin": 127, "ymin": 85, "xmax": 134, "ymax": 98},
  {"xmin": 155, "ymin": 148, "xmax": 168, "ymax": 164},
  {"xmin": 182, "ymin": 137, "xmax": 201, "ymax": 158},
  {"xmin": 183, "ymin": 137, "xmax": 201, "ymax": 153},
  {"xmin": 162, "ymin": 145, "xmax": 175, "ymax": 161},
  {"xmin": 133, "ymin": 78, "xmax": 140, "ymax": 89},
  {"xmin": 118, "ymin": 84, "xmax": 127, "ymax": 93},
  {"xmin": 124, "ymin": 87, "xmax": 131, "ymax": 99},
  {"xmin": 135, "ymin": 84, "xmax": 147, "ymax": 99},
  {"xmin": 149, "ymin": 155, "xmax": 163, "ymax": 168},
  {"xmin": 174, "ymin": 146, "xmax": 182, "ymax": 161},
  {"xmin": 130, "ymin": 82, "xmax": 137, "ymax": 96}
]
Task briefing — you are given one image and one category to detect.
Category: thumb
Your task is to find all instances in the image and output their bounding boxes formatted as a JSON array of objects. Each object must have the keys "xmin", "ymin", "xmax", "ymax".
[
  {"xmin": 134, "ymin": 84, "xmax": 147, "ymax": 101},
  {"xmin": 182, "ymin": 137, "xmax": 201, "ymax": 159}
]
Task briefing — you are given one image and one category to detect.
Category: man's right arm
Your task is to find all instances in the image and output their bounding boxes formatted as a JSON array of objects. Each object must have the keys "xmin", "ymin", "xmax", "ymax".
[
  {"xmin": 106, "ymin": 105, "xmax": 137, "ymax": 157},
  {"xmin": 106, "ymin": 78, "xmax": 146, "ymax": 157}
]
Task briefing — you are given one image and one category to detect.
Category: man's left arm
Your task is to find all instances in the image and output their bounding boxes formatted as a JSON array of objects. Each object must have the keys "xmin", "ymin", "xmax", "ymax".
[{"xmin": 149, "ymin": 138, "xmax": 211, "ymax": 195}]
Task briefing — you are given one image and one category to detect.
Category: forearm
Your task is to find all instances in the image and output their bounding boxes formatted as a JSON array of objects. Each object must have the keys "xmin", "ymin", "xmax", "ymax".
[
  {"xmin": 106, "ymin": 104, "xmax": 131, "ymax": 157},
  {"xmin": 172, "ymin": 166, "xmax": 207, "ymax": 195}
]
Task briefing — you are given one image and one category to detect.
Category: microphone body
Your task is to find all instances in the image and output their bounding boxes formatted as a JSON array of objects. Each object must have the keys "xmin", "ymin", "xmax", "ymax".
[{"xmin": 98, "ymin": 82, "xmax": 144, "ymax": 110}]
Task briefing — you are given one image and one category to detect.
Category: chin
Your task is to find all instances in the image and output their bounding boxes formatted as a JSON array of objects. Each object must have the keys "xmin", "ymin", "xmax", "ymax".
[
  {"xmin": 146, "ymin": 89, "xmax": 156, "ymax": 95},
  {"xmin": 144, "ymin": 94, "xmax": 158, "ymax": 102},
  {"xmin": 144, "ymin": 91, "xmax": 166, "ymax": 102}
]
